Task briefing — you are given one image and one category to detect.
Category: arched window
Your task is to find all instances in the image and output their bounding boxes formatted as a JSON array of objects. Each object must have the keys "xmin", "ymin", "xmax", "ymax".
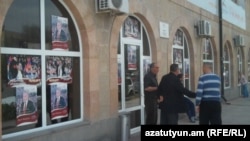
[
  {"xmin": 223, "ymin": 44, "xmax": 230, "ymax": 88},
  {"xmin": 237, "ymin": 48, "xmax": 243, "ymax": 84},
  {"xmin": 203, "ymin": 39, "xmax": 214, "ymax": 72},
  {"xmin": 1, "ymin": 0, "xmax": 82, "ymax": 137},
  {"xmin": 172, "ymin": 29, "xmax": 190, "ymax": 88}
]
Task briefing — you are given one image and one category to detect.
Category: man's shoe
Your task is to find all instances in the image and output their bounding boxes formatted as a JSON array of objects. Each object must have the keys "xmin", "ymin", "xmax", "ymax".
[{"xmin": 190, "ymin": 117, "xmax": 195, "ymax": 123}]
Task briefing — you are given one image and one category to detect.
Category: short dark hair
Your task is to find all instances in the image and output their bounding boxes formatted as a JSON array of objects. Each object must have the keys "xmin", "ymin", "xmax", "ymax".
[
  {"xmin": 203, "ymin": 62, "xmax": 212, "ymax": 69},
  {"xmin": 149, "ymin": 62, "xmax": 156, "ymax": 69},
  {"xmin": 170, "ymin": 64, "xmax": 179, "ymax": 72}
]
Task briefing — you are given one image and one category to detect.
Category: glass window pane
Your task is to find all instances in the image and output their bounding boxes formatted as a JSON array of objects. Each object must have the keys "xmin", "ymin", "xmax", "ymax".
[
  {"xmin": 203, "ymin": 39, "xmax": 213, "ymax": 60},
  {"xmin": 1, "ymin": 54, "xmax": 42, "ymax": 134},
  {"xmin": 44, "ymin": 56, "xmax": 80, "ymax": 125},
  {"xmin": 130, "ymin": 110, "xmax": 141, "ymax": 129},
  {"xmin": 1, "ymin": 0, "xmax": 40, "ymax": 49},
  {"xmin": 143, "ymin": 28, "xmax": 150, "ymax": 56},
  {"xmin": 124, "ymin": 44, "xmax": 140, "ymax": 108},
  {"xmin": 45, "ymin": 0, "xmax": 79, "ymax": 51}
]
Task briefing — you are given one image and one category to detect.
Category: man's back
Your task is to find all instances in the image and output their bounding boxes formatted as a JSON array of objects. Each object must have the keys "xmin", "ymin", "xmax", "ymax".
[{"xmin": 196, "ymin": 73, "xmax": 221, "ymax": 105}]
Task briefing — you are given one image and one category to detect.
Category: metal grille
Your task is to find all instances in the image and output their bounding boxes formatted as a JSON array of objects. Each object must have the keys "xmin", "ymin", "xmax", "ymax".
[{"xmin": 99, "ymin": 0, "xmax": 109, "ymax": 10}]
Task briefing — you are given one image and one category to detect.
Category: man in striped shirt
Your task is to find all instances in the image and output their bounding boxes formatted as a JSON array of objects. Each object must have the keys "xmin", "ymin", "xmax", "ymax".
[{"xmin": 196, "ymin": 63, "xmax": 222, "ymax": 125}]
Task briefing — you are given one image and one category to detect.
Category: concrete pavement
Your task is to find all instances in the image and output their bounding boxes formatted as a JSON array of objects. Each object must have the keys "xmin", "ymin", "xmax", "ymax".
[{"xmin": 128, "ymin": 97, "xmax": 250, "ymax": 141}]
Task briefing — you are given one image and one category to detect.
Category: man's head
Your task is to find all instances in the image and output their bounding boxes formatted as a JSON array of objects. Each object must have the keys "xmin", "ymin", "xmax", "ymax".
[
  {"xmin": 203, "ymin": 63, "xmax": 212, "ymax": 74},
  {"xmin": 149, "ymin": 62, "xmax": 159, "ymax": 75},
  {"xmin": 170, "ymin": 63, "xmax": 180, "ymax": 76},
  {"xmin": 56, "ymin": 21, "xmax": 62, "ymax": 30},
  {"xmin": 56, "ymin": 88, "xmax": 61, "ymax": 98},
  {"xmin": 22, "ymin": 90, "xmax": 29, "ymax": 102}
]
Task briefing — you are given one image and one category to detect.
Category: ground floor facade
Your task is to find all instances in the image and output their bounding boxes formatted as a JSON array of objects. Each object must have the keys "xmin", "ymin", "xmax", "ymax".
[{"xmin": 0, "ymin": 0, "xmax": 250, "ymax": 141}]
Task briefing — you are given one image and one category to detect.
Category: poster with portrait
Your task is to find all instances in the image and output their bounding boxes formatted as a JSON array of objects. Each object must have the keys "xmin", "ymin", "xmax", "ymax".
[
  {"xmin": 6, "ymin": 55, "xmax": 41, "ymax": 88},
  {"xmin": 173, "ymin": 29, "xmax": 183, "ymax": 46},
  {"xmin": 123, "ymin": 16, "xmax": 141, "ymax": 39},
  {"xmin": 173, "ymin": 48, "xmax": 183, "ymax": 72},
  {"xmin": 184, "ymin": 59, "xmax": 190, "ymax": 78},
  {"xmin": 46, "ymin": 56, "xmax": 72, "ymax": 84},
  {"xmin": 16, "ymin": 85, "xmax": 37, "ymax": 126},
  {"xmin": 127, "ymin": 45, "xmax": 137, "ymax": 70},
  {"xmin": 50, "ymin": 83, "xmax": 68, "ymax": 120},
  {"xmin": 51, "ymin": 15, "xmax": 69, "ymax": 50},
  {"xmin": 143, "ymin": 57, "xmax": 151, "ymax": 76}
]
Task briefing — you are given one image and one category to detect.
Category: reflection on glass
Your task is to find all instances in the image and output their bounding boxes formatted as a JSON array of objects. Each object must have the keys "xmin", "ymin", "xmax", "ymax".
[{"xmin": 2, "ymin": 0, "xmax": 40, "ymax": 49}]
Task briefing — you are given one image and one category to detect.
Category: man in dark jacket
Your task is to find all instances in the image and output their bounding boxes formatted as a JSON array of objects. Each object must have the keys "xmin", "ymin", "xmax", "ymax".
[
  {"xmin": 158, "ymin": 63, "xmax": 195, "ymax": 125},
  {"xmin": 144, "ymin": 62, "xmax": 159, "ymax": 125}
]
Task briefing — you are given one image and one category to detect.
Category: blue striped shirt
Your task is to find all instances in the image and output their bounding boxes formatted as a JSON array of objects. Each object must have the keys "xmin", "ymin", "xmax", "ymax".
[{"xmin": 196, "ymin": 73, "xmax": 221, "ymax": 106}]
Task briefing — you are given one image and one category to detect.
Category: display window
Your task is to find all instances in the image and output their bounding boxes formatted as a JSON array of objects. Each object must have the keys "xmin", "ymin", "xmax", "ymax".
[
  {"xmin": 1, "ymin": 0, "xmax": 82, "ymax": 138},
  {"xmin": 172, "ymin": 29, "xmax": 190, "ymax": 89}
]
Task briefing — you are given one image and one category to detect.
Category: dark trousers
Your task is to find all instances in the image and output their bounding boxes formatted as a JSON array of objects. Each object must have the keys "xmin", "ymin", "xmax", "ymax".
[
  {"xmin": 199, "ymin": 101, "xmax": 222, "ymax": 125},
  {"xmin": 160, "ymin": 110, "xmax": 178, "ymax": 125},
  {"xmin": 184, "ymin": 97, "xmax": 195, "ymax": 120},
  {"xmin": 145, "ymin": 97, "xmax": 158, "ymax": 125}
]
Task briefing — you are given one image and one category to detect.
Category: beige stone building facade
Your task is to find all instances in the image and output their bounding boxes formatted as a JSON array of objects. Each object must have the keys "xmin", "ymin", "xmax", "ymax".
[{"xmin": 0, "ymin": 0, "xmax": 249, "ymax": 141}]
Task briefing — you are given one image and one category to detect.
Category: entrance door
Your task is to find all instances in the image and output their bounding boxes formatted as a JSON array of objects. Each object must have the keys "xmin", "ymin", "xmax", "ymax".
[{"xmin": 119, "ymin": 42, "xmax": 142, "ymax": 134}]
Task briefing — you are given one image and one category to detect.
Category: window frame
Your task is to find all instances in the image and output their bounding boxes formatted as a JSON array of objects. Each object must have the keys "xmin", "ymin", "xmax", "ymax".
[{"xmin": 1, "ymin": 0, "xmax": 84, "ymax": 139}]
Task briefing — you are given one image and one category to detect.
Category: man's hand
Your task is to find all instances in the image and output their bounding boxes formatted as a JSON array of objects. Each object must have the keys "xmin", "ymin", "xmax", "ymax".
[
  {"xmin": 145, "ymin": 86, "xmax": 157, "ymax": 92},
  {"xmin": 196, "ymin": 106, "xmax": 200, "ymax": 113},
  {"xmin": 157, "ymin": 96, "xmax": 163, "ymax": 103}
]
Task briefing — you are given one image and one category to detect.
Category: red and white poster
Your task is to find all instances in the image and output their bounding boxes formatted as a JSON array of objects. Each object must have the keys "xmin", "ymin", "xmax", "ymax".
[
  {"xmin": 7, "ymin": 55, "xmax": 41, "ymax": 88},
  {"xmin": 16, "ymin": 85, "xmax": 37, "ymax": 126},
  {"xmin": 51, "ymin": 15, "xmax": 69, "ymax": 50},
  {"xmin": 127, "ymin": 45, "xmax": 137, "ymax": 70},
  {"xmin": 50, "ymin": 83, "xmax": 68, "ymax": 120},
  {"xmin": 46, "ymin": 56, "xmax": 72, "ymax": 84}
]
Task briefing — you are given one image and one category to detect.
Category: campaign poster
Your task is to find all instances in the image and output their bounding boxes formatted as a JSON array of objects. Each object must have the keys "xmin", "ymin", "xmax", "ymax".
[
  {"xmin": 127, "ymin": 45, "xmax": 137, "ymax": 70},
  {"xmin": 184, "ymin": 59, "xmax": 190, "ymax": 78},
  {"xmin": 143, "ymin": 58, "xmax": 151, "ymax": 76},
  {"xmin": 16, "ymin": 85, "xmax": 37, "ymax": 126},
  {"xmin": 50, "ymin": 83, "xmax": 68, "ymax": 120},
  {"xmin": 51, "ymin": 15, "xmax": 69, "ymax": 50},
  {"xmin": 173, "ymin": 48, "xmax": 183, "ymax": 72},
  {"xmin": 7, "ymin": 55, "xmax": 41, "ymax": 87},
  {"xmin": 123, "ymin": 16, "xmax": 141, "ymax": 39},
  {"xmin": 46, "ymin": 56, "xmax": 72, "ymax": 84},
  {"xmin": 173, "ymin": 29, "xmax": 183, "ymax": 46}
]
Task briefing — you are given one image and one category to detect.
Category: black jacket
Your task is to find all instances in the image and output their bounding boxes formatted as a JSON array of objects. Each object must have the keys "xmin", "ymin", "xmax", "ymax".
[{"xmin": 158, "ymin": 72, "xmax": 195, "ymax": 113}]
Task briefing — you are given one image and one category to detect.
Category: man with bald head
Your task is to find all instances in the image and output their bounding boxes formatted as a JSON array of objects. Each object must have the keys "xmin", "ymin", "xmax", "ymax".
[{"xmin": 196, "ymin": 63, "xmax": 222, "ymax": 125}]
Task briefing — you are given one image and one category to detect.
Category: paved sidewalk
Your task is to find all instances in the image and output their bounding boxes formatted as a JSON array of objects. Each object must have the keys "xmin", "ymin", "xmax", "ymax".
[{"xmin": 128, "ymin": 97, "xmax": 250, "ymax": 141}]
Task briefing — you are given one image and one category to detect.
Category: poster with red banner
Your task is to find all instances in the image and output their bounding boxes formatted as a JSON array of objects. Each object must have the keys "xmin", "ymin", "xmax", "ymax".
[
  {"xmin": 50, "ymin": 83, "xmax": 68, "ymax": 120},
  {"xmin": 16, "ymin": 86, "xmax": 37, "ymax": 126},
  {"xmin": 46, "ymin": 56, "xmax": 72, "ymax": 84},
  {"xmin": 7, "ymin": 55, "xmax": 41, "ymax": 88},
  {"xmin": 51, "ymin": 15, "xmax": 69, "ymax": 50},
  {"xmin": 127, "ymin": 45, "xmax": 137, "ymax": 70}
]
